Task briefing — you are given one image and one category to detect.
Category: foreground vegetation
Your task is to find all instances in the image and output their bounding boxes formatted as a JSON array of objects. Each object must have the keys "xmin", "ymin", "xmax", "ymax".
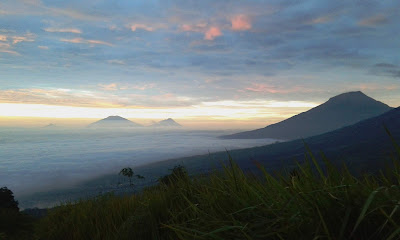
[
  {"xmin": 31, "ymin": 147, "xmax": 400, "ymax": 239},
  {"xmin": 2, "ymin": 136, "xmax": 400, "ymax": 239}
]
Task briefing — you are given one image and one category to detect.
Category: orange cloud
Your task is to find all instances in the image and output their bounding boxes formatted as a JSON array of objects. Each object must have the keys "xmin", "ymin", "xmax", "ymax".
[
  {"xmin": 99, "ymin": 83, "xmax": 118, "ymax": 91},
  {"xmin": 231, "ymin": 15, "xmax": 252, "ymax": 31},
  {"xmin": 60, "ymin": 38, "xmax": 112, "ymax": 46},
  {"xmin": 12, "ymin": 32, "xmax": 35, "ymax": 44},
  {"xmin": 44, "ymin": 28, "xmax": 82, "ymax": 34},
  {"xmin": 204, "ymin": 27, "xmax": 222, "ymax": 40},
  {"xmin": 0, "ymin": 35, "xmax": 7, "ymax": 41}
]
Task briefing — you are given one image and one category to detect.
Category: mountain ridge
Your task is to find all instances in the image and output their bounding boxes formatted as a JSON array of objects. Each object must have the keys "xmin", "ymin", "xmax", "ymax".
[
  {"xmin": 141, "ymin": 106, "xmax": 400, "ymax": 177},
  {"xmin": 220, "ymin": 91, "xmax": 392, "ymax": 140}
]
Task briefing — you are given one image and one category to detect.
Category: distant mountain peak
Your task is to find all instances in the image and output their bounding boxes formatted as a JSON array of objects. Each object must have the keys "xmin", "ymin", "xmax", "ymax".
[
  {"xmin": 102, "ymin": 116, "xmax": 129, "ymax": 121},
  {"xmin": 149, "ymin": 118, "xmax": 182, "ymax": 127},
  {"xmin": 88, "ymin": 116, "xmax": 142, "ymax": 128},
  {"xmin": 328, "ymin": 91, "xmax": 368, "ymax": 101}
]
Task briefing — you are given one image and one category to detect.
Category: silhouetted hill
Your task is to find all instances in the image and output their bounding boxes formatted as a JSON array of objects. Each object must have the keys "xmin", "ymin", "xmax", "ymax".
[
  {"xmin": 221, "ymin": 91, "xmax": 392, "ymax": 140},
  {"xmin": 88, "ymin": 116, "xmax": 143, "ymax": 128},
  {"xmin": 149, "ymin": 118, "xmax": 182, "ymax": 127},
  {"xmin": 43, "ymin": 123, "xmax": 57, "ymax": 128},
  {"xmin": 145, "ymin": 107, "xmax": 400, "ymax": 175}
]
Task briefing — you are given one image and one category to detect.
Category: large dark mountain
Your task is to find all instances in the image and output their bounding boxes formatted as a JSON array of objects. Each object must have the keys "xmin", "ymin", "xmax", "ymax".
[
  {"xmin": 149, "ymin": 118, "xmax": 182, "ymax": 127},
  {"xmin": 143, "ymin": 107, "xmax": 400, "ymax": 176},
  {"xmin": 88, "ymin": 116, "xmax": 143, "ymax": 128},
  {"xmin": 221, "ymin": 91, "xmax": 392, "ymax": 140}
]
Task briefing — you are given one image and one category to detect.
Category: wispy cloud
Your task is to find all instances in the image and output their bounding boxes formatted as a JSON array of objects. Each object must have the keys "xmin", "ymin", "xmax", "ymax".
[
  {"xmin": 370, "ymin": 62, "xmax": 400, "ymax": 78},
  {"xmin": 99, "ymin": 83, "xmax": 156, "ymax": 91},
  {"xmin": 128, "ymin": 23, "xmax": 166, "ymax": 32},
  {"xmin": 60, "ymin": 38, "xmax": 112, "ymax": 46},
  {"xmin": 38, "ymin": 45, "xmax": 49, "ymax": 50},
  {"xmin": 231, "ymin": 15, "xmax": 252, "ymax": 31},
  {"xmin": 107, "ymin": 59, "xmax": 125, "ymax": 65},
  {"xmin": 11, "ymin": 32, "xmax": 35, "ymax": 44},
  {"xmin": 44, "ymin": 27, "xmax": 82, "ymax": 34},
  {"xmin": 358, "ymin": 14, "xmax": 388, "ymax": 27},
  {"xmin": 0, "ymin": 32, "xmax": 35, "ymax": 55},
  {"xmin": 0, "ymin": 88, "xmax": 124, "ymax": 108},
  {"xmin": 98, "ymin": 83, "xmax": 118, "ymax": 91},
  {"xmin": 180, "ymin": 23, "xmax": 222, "ymax": 40},
  {"xmin": 244, "ymin": 83, "xmax": 316, "ymax": 94}
]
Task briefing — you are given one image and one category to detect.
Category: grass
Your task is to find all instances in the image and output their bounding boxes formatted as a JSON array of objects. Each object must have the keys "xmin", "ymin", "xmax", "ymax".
[{"xmin": 31, "ymin": 146, "xmax": 400, "ymax": 240}]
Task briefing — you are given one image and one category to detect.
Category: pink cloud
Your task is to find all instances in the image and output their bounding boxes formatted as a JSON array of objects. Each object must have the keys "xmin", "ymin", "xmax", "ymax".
[
  {"xmin": 245, "ymin": 83, "xmax": 282, "ymax": 93},
  {"xmin": 44, "ymin": 28, "xmax": 82, "ymax": 34},
  {"xmin": 61, "ymin": 38, "xmax": 112, "ymax": 46},
  {"xmin": 0, "ymin": 35, "xmax": 7, "ymax": 41},
  {"xmin": 231, "ymin": 15, "xmax": 251, "ymax": 31},
  {"xmin": 181, "ymin": 24, "xmax": 193, "ymax": 32},
  {"xmin": 204, "ymin": 27, "xmax": 222, "ymax": 40}
]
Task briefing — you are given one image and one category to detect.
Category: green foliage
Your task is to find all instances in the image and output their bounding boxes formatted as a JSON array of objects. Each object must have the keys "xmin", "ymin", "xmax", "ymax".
[{"xmin": 36, "ymin": 151, "xmax": 400, "ymax": 240}]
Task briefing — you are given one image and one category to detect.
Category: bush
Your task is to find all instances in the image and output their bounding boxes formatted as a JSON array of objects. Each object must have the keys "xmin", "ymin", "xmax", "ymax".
[{"xmin": 158, "ymin": 165, "xmax": 189, "ymax": 185}]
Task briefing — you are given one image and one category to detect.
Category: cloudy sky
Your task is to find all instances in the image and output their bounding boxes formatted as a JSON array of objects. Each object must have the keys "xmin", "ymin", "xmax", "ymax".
[{"xmin": 0, "ymin": 0, "xmax": 399, "ymax": 128}]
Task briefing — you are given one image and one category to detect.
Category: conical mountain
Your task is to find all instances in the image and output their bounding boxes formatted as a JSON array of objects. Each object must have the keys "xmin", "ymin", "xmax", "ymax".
[
  {"xmin": 88, "ymin": 116, "xmax": 143, "ymax": 128},
  {"xmin": 221, "ymin": 91, "xmax": 392, "ymax": 140},
  {"xmin": 149, "ymin": 118, "xmax": 182, "ymax": 127}
]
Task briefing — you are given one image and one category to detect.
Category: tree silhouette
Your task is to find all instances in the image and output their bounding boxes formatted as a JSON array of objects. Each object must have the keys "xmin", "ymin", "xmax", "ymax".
[
  {"xmin": 119, "ymin": 167, "xmax": 145, "ymax": 186},
  {"xmin": 0, "ymin": 187, "xmax": 19, "ymax": 212}
]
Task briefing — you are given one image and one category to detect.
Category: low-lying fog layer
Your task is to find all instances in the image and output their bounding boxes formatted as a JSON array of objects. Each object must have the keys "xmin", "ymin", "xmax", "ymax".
[{"xmin": 0, "ymin": 127, "xmax": 275, "ymax": 198}]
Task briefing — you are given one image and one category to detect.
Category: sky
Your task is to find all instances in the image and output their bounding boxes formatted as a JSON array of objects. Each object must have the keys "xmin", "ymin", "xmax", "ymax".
[{"xmin": 0, "ymin": 0, "xmax": 399, "ymax": 128}]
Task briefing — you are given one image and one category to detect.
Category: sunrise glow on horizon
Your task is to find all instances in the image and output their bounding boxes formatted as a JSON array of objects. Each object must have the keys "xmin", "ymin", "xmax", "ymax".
[{"xmin": 0, "ymin": 0, "xmax": 399, "ymax": 127}]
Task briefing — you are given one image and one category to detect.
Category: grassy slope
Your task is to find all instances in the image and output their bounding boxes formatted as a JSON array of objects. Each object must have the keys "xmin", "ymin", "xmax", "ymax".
[{"xmin": 35, "ymin": 143, "xmax": 400, "ymax": 240}]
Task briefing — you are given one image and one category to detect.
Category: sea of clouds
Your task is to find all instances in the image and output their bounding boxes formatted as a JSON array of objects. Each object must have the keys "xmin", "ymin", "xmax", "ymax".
[{"xmin": 0, "ymin": 127, "xmax": 274, "ymax": 199}]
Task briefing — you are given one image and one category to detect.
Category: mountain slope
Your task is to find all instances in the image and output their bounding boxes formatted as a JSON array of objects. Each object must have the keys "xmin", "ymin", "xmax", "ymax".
[
  {"xmin": 221, "ymin": 91, "xmax": 392, "ymax": 140},
  {"xmin": 88, "ymin": 116, "xmax": 142, "ymax": 128},
  {"xmin": 143, "ymin": 107, "xmax": 400, "ymax": 176},
  {"xmin": 149, "ymin": 118, "xmax": 182, "ymax": 127}
]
